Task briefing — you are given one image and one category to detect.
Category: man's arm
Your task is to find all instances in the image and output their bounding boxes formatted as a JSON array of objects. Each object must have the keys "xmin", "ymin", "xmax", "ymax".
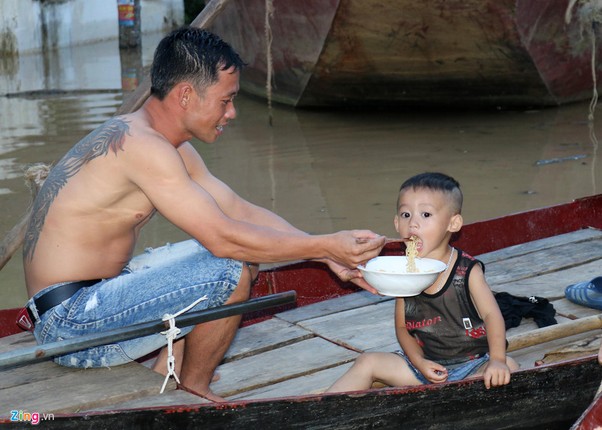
[
  {"xmin": 178, "ymin": 142, "xmax": 382, "ymax": 293},
  {"xmin": 126, "ymin": 139, "xmax": 384, "ymax": 268},
  {"xmin": 178, "ymin": 142, "xmax": 305, "ymax": 234}
]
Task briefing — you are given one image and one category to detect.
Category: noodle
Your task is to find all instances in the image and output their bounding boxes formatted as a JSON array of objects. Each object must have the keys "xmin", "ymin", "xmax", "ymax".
[{"xmin": 406, "ymin": 236, "xmax": 419, "ymax": 273}]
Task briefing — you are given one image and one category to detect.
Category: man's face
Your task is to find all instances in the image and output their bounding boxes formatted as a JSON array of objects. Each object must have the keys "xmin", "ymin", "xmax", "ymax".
[{"xmin": 187, "ymin": 66, "xmax": 240, "ymax": 143}]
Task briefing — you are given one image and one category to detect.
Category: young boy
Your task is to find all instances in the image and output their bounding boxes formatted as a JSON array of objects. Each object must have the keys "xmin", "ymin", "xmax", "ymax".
[{"xmin": 327, "ymin": 172, "xmax": 518, "ymax": 392}]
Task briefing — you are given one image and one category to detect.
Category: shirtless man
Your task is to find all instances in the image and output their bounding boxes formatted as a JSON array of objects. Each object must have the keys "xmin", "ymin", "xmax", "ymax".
[{"xmin": 22, "ymin": 27, "xmax": 385, "ymax": 402}]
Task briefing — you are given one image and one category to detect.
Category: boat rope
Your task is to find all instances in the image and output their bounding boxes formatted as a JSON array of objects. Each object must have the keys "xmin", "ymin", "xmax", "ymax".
[
  {"xmin": 586, "ymin": 15, "xmax": 599, "ymax": 121},
  {"xmin": 589, "ymin": 118, "xmax": 599, "ymax": 193},
  {"xmin": 159, "ymin": 295, "xmax": 208, "ymax": 394},
  {"xmin": 565, "ymin": 0, "xmax": 602, "ymax": 121},
  {"xmin": 265, "ymin": 0, "xmax": 274, "ymax": 126},
  {"xmin": 566, "ymin": 0, "xmax": 600, "ymax": 193}
]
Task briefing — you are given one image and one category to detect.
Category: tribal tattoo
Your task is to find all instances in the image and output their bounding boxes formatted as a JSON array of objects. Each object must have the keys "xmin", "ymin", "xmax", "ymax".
[{"xmin": 23, "ymin": 118, "xmax": 130, "ymax": 261}]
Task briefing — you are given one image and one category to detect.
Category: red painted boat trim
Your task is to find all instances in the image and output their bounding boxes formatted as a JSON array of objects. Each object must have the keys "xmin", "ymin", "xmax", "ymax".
[
  {"xmin": 0, "ymin": 308, "xmax": 20, "ymax": 338},
  {"xmin": 452, "ymin": 194, "xmax": 602, "ymax": 256}
]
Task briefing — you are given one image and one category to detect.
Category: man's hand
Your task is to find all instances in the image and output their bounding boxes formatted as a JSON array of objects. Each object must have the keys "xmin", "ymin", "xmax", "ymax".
[
  {"xmin": 324, "ymin": 259, "xmax": 379, "ymax": 294},
  {"xmin": 327, "ymin": 230, "xmax": 385, "ymax": 268}
]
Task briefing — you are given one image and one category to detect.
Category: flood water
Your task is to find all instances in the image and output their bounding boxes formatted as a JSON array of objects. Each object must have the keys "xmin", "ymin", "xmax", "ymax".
[{"xmin": 1, "ymin": 34, "xmax": 600, "ymax": 308}]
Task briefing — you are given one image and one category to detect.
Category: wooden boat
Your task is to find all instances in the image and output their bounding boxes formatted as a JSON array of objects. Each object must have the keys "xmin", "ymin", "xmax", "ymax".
[
  {"xmin": 573, "ymin": 393, "xmax": 602, "ymax": 430},
  {"xmin": 207, "ymin": 0, "xmax": 602, "ymax": 109},
  {"xmin": 0, "ymin": 194, "xmax": 601, "ymax": 429}
]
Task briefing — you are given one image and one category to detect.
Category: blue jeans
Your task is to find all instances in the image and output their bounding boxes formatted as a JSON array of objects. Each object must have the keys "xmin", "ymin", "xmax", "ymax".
[
  {"xmin": 394, "ymin": 350, "xmax": 490, "ymax": 384},
  {"xmin": 28, "ymin": 240, "xmax": 243, "ymax": 368}
]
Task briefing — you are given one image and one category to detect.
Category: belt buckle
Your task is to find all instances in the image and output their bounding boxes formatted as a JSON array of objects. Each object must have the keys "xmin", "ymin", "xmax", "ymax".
[{"xmin": 16, "ymin": 307, "xmax": 35, "ymax": 332}]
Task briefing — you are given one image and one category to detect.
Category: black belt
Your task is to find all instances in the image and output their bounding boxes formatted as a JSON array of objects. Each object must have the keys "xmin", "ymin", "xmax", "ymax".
[{"xmin": 28, "ymin": 279, "xmax": 102, "ymax": 321}]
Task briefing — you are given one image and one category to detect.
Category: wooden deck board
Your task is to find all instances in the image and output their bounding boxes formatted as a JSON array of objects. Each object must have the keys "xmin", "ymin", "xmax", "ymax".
[
  {"xmin": 0, "ymin": 361, "xmax": 175, "ymax": 416},
  {"xmin": 0, "ymin": 332, "xmax": 178, "ymax": 416},
  {"xmin": 0, "ymin": 331, "xmax": 36, "ymax": 354},
  {"xmin": 509, "ymin": 331, "xmax": 600, "ymax": 369},
  {"xmin": 553, "ymin": 297, "xmax": 602, "ymax": 319},
  {"xmin": 224, "ymin": 317, "xmax": 314, "ymax": 362},
  {"xmin": 212, "ymin": 337, "xmax": 358, "ymax": 398},
  {"xmin": 477, "ymin": 228, "xmax": 602, "ymax": 264},
  {"xmin": 296, "ymin": 300, "xmax": 396, "ymax": 352},
  {"xmin": 0, "ymin": 361, "xmax": 81, "ymax": 391},
  {"xmin": 275, "ymin": 289, "xmax": 391, "ymax": 324},
  {"xmin": 85, "ymin": 389, "xmax": 209, "ymax": 412},
  {"xmin": 484, "ymin": 238, "xmax": 601, "ymax": 285},
  {"xmin": 491, "ymin": 259, "xmax": 602, "ymax": 299},
  {"xmin": 231, "ymin": 363, "xmax": 354, "ymax": 400}
]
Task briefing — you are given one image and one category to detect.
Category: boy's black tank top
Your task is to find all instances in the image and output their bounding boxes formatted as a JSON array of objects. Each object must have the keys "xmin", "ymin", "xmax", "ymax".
[{"xmin": 404, "ymin": 249, "xmax": 490, "ymax": 365}]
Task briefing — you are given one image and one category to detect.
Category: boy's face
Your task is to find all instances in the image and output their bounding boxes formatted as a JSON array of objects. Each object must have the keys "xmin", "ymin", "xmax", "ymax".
[{"xmin": 394, "ymin": 187, "xmax": 462, "ymax": 257}]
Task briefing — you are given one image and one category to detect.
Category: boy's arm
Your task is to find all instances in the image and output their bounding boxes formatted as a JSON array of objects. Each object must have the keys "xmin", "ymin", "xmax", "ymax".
[
  {"xmin": 394, "ymin": 299, "xmax": 448, "ymax": 383},
  {"xmin": 394, "ymin": 299, "xmax": 422, "ymax": 360},
  {"xmin": 468, "ymin": 263, "xmax": 511, "ymax": 388}
]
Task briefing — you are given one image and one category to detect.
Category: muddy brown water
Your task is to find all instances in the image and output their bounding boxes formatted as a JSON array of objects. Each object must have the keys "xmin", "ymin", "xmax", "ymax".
[{"xmin": 0, "ymin": 36, "xmax": 600, "ymax": 308}]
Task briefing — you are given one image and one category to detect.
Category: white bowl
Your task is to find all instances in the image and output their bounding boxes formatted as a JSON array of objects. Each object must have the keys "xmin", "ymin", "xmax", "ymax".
[{"xmin": 358, "ymin": 256, "xmax": 447, "ymax": 297}]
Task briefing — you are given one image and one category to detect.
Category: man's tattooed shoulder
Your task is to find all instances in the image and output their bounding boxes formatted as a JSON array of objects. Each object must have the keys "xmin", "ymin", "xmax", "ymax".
[{"xmin": 23, "ymin": 118, "xmax": 132, "ymax": 261}]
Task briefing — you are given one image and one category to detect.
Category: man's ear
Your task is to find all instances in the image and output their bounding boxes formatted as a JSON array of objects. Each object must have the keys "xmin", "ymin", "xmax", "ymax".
[
  {"xmin": 177, "ymin": 83, "xmax": 192, "ymax": 108},
  {"xmin": 449, "ymin": 214, "xmax": 463, "ymax": 233}
]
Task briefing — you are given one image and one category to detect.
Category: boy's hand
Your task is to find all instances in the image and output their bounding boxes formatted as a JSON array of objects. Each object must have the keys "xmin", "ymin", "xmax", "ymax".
[
  {"xmin": 416, "ymin": 359, "xmax": 448, "ymax": 384},
  {"xmin": 482, "ymin": 359, "xmax": 511, "ymax": 389}
]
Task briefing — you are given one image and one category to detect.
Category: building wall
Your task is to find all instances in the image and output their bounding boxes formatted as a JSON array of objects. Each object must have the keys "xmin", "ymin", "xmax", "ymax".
[{"xmin": 0, "ymin": 0, "xmax": 184, "ymax": 55}]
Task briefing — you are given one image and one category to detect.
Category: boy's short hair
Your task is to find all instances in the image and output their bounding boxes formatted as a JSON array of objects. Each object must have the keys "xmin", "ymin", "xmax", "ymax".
[{"xmin": 397, "ymin": 172, "xmax": 463, "ymax": 214}]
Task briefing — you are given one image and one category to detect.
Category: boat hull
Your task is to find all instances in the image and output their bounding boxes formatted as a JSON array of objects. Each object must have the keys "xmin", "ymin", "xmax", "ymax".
[
  {"xmin": 209, "ymin": 0, "xmax": 602, "ymax": 108},
  {"xmin": 15, "ymin": 356, "xmax": 601, "ymax": 429}
]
